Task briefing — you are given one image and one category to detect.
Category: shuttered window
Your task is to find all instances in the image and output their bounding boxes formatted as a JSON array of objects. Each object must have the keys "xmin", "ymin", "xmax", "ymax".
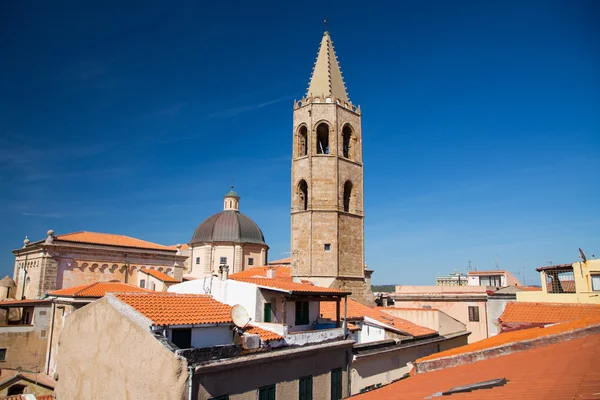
[
  {"xmin": 331, "ymin": 368, "xmax": 342, "ymax": 400},
  {"xmin": 468, "ymin": 306, "xmax": 480, "ymax": 322},
  {"xmin": 295, "ymin": 301, "xmax": 310, "ymax": 325},
  {"xmin": 299, "ymin": 375, "xmax": 313, "ymax": 400}
]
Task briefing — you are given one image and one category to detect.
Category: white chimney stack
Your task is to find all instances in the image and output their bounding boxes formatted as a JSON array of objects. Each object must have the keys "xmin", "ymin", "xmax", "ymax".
[{"xmin": 266, "ymin": 268, "xmax": 275, "ymax": 279}]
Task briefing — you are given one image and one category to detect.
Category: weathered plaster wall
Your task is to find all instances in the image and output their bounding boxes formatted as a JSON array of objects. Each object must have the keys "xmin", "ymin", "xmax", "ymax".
[
  {"xmin": 55, "ymin": 297, "xmax": 188, "ymax": 400},
  {"xmin": 0, "ymin": 305, "xmax": 50, "ymax": 371},
  {"xmin": 381, "ymin": 308, "xmax": 466, "ymax": 336}
]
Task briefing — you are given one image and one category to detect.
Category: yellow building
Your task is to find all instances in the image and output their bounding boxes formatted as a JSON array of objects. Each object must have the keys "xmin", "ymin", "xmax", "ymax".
[{"xmin": 517, "ymin": 259, "xmax": 600, "ymax": 304}]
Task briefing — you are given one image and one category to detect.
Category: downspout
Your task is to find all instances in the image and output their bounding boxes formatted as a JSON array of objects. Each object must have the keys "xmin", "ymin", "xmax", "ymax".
[
  {"xmin": 20, "ymin": 252, "xmax": 29, "ymax": 300},
  {"xmin": 188, "ymin": 366, "xmax": 194, "ymax": 400},
  {"xmin": 346, "ymin": 348, "xmax": 351, "ymax": 397},
  {"xmin": 343, "ymin": 295, "xmax": 347, "ymax": 338},
  {"xmin": 45, "ymin": 301, "xmax": 56, "ymax": 374}
]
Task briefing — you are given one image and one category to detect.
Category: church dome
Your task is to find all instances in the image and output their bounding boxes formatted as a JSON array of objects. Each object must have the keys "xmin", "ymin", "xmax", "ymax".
[
  {"xmin": 190, "ymin": 210, "xmax": 266, "ymax": 245},
  {"xmin": 190, "ymin": 187, "xmax": 266, "ymax": 246}
]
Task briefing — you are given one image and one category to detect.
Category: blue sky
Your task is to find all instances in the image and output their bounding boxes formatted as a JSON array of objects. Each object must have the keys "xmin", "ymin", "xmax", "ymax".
[{"xmin": 1, "ymin": 1, "xmax": 598, "ymax": 285}]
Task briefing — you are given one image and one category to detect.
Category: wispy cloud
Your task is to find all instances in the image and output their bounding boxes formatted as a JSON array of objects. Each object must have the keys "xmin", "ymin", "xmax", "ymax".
[{"xmin": 203, "ymin": 95, "xmax": 292, "ymax": 119}]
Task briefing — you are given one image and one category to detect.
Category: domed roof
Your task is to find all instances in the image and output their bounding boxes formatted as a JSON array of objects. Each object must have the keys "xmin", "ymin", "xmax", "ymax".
[
  {"xmin": 0, "ymin": 275, "xmax": 16, "ymax": 288},
  {"xmin": 191, "ymin": 210, "xmax": 266, "ymax": 246}
]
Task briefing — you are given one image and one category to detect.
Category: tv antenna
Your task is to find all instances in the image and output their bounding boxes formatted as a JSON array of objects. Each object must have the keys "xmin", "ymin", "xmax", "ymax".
[
  {"xmin": 467, "ymin": 260, "xmax": 472, "ymax": 271},
  {"xmin": 495, "ymin": 256, "xmax": 499, "ymax": 270},
  {"xmin": 579, "ymin": 248, "xmax": 587, "ymax": 263}
]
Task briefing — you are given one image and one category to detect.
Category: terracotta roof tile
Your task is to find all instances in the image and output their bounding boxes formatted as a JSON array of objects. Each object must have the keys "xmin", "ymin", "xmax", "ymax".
[
  {"xmin": 114, "ymin": 292, "xmax": 233, "ymax": 326},
  {"xmin": 140, "ymin": 268, "xmax": 180, "ymax": 283},
  {"xmin": 353, "ymin": 334, "xmax": 600, "ymax": 400},
  {"xmin": 418, "ymin": 315, "xmax": 600, "ymax": 362},
  {"xmin": 168, "ymin": 243, "xmax": 190, "ymax": 251},
  {"xmin": 499, "ymin": 302, "xmax": 600, "ymax": 324},
  {"xmin": 49, "ymin": 282, "xmax": 149, "ymax": 297},
  {"xmin": 230, "ymin": 266, "xmax": 291, "ymax": 280},
  {"xmin": 320, "ymin": 299, "xmax": 437, "ymax": 337},
  {"xmin": 268, "ymin": 257, "xmax": 291, "ymax": 265},
  {"xmin": 231, "ymin": 277, "xmax": 349, "ymax": 295},
  {"xmin": 245, "ymin": 325, "xmax": 284, "ymax": 342},
  {"xmin": 56, "ymin": 231, "xmax": 174, "ymax": 251}
]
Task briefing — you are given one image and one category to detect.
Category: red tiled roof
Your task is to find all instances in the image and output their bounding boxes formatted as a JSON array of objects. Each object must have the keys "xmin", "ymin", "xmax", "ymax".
[
  {"xmin": 268, "ymin": 257, "xmax": 291, "ymax": 265},
  {"xmin": 56, "ymin": 231, "xmax": 174, "ymax": 251},
  {"xmin": 114, "ymin": 292, "xmax": 233, "ymax": 326},
  {"xmin": 499, "ymin": 302, "xmax": 600, "ymax": 324},
  {"xmin": 0, "ymin": 369, "xmax": 55, "ymax": 390},
  {"xmin": 320, "ymin": 299, "xmax": 437, "ymax": 337},
  {"xmin": 419, "ymin": 316, "xmax": 600, "ymax": 362},
  {"xmin": 168, "ymin": 243, "xmax": 190, "ymax": 251},
  {"xmin": 231, "ymin": 277, "xmax": 349, "ymax": 295},
  {"xmin": 230, "ymin": 266, "xmax": 292, "ymax": 280},
  {"xmin": 353, "ymin": 334, "xmax": 600, "ymax": 400},
  {"xmin": 245, "ymin": 325, "xmax": 284, "ymax": 342},
  {"xmin": 49, "ymin": 282, "xmax": 149, "ymax": 297},
  {"xmin": 140, "ymin": 268, "xmax": 180, "ymax": 283}
]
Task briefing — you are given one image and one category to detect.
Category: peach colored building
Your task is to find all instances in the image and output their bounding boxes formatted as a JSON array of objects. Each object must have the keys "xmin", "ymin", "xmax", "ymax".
[{"xmin": 467, "ymin": 270, "xmax": 522, "ymax": 288}]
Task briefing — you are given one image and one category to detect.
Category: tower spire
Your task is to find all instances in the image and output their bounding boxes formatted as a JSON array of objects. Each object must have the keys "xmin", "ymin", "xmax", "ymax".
[{"xmin": 306, "ymin": 30, "xmax": 349, "ymax": 102}]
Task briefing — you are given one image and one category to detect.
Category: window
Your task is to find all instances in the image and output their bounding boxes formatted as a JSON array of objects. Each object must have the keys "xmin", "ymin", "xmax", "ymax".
[
  {"xmin": 316, "ymin": 123, "xmax": 329, "ymax": 154},
  {"xmin": 195, "ymin": 257, "xmax": 200, "ymax": 265},
  {"xmin": 297, "ymin": 126, "xmax": 308, "ymax": 157},
  {"xmin": 171, "ymin": 328, "xmax": 192, "ymax": 349},
  {"xmin": 140, "ymin": 279, "xmax": 145, "ymax": 289},
  {"xmin": 324, "ymin": 243, "xmax": 331, "ymax": 251},
  {"xmin": 209, "ymin": 396, "xmax": 229, "ymax": 400},
  {"xmin": 39, "ymin": 310, "xmax": 47, "ymax": 316},
  {"xmin": 0, "ymin": 348, "xmax": 6, "ymax": 361},
  {"xmin": 258, "ymin": 385, "xmax": 276, "ymax": 400},
  {"xmin": 479, "ymin": 276, "xmax": 501, "ymax": 286},
  {"xmin": 299, "ymin": 375, "xmax": 313, "ymax": 400},
  {"xmin": 7, "ymin": 385, "xmax": 26, "ymax": 396},
  {"xmin": 297, "ymin": 180, "xmax": 308, "ymax": 211},
  {"xmin": 264, "ymin": 302, "xmax": 272, "ymax": 323},
  {"xmin": 468, "ymin": 306, "xmax": 480, "ymax": 322},
  {"xmin": 220, "ymin": 257, "xmax": 227, "ymax": 264},
  {"xmin": 546, "ymin": 269, "xmax": 576, "ymax": 293},
  {"xmin": 248, "ymin": 258, "xmax": 254, "ymax": 266},
  {"xmin": 592, "ymin": 275, "xmax": 600, "ymax": 291},
  {"xmin": 342, "ymin": 124, "xmax": 353, "ymax": 159},
  {"xmin": 331, "ymin": 368, "xmax": 343, "ymax": 400},
  {"xmin": 295, "ymin": 301, "xmax": 310, "ymax": 325},
  {"xmin": 41, "ymin": 330, "xmax": 47, "ymax": 338},
  {"xmin": 343, "ymin": 181, "xmax": 352, "ymax": 212}
]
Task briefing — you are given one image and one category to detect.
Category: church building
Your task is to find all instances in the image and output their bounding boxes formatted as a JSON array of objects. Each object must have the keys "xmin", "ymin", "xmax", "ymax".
[{"xmin": 291, "ymin": 31, "xmax": 374, "ymax": 305}]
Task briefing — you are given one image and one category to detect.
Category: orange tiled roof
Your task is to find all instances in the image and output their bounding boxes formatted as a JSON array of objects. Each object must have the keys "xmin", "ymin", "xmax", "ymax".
[
  {"xmin": 114, "ymin": 292, "xmax": 233, "ymax": 326},
  {"xmin": 268, "ymin": 257, "xmax": 291, "ymax": 265},
  {"xmin": 49, "ymin": 282, "xmax": 149, "ymax": 297},
  {"xmin": 140, "ymin": 268, "xmax": 180, "ymax": 283},
  {"xmin": 518, "ymin": 286, "xmax": 542, "ymax": 291},
  {"xmin": 230, "ymin": 266, "xmax": 291, "ymax": 280},
  {"xmin": 56, "ymin": 231, "xmax": 174, "ymax": 251},
  {"xmin": 353, "ymin": 333, "xmax": 600, "ymax": 400},
  {"xmin": 231, "ymin": 277, "xmax": 349, "ymax": 295},
  {"xmin": 168, "ymin": 243, "xmax": 190, "ymax": 251},
  {"xmin": 245, "ymin": 325, "xmax": 284, "ymax": 342},
  {"xmin": 418, "ymin": 315, "xmax": 600, "ymax": 362},
  {"xmin": 320, "ymin": 299, "xmax": 437, "ymax": 337},
  {"xmin": 499, "ymin": 301, "xmax": 600, "ymax": 324}
]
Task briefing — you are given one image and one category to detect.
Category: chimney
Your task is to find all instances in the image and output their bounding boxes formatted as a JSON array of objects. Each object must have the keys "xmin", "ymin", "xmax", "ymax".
[
  {"xmin": 222, "ymin": 265, "xmax": 229, "ymax": 281},
  {"xmin": 266, "ymin": 267, "xmax": 275, "ymax": 279}
]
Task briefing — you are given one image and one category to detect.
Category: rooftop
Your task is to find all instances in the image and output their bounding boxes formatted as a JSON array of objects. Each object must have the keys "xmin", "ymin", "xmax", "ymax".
[
  {"xmin": 231, "ymin": 277, "xmax": 350, "ymax": 296},
  {"xmin": 140, "ymin": 268, "xmax": 180, "ymax": 283},
  {"xmin": 499, "ymin": 302, "xmax": 600, "ymax": 324},
  {"xmin": 229, "ymin": 265, "xmax": 291, "ymax": 280},
  {"xmin": 353, "ymin": 333, "xmax": 600, "ymax": 400},
  {"xmin": 49, "ymin": 282, "xmax": 149, "ymax": 298},
  {"xmin": 0, "ymin": 299, "xmax": 51, "ymax": 308},
  {"xmin": 54, "ymin": 231, "xmax": 175, "ymax": 251},
  {"xmin": 244, "ymin": 325, "xmax": 284, "ymax": 342},
  {"xmin": 306, "ymin": 31, "xmax": 349, "ymax": 102},
  {"xmin": 267, "ymin": 257, "xmax": 291, "ymax": 265},
  {"xmin": 467, "ymin": 270, "xmax": 507, "ymax": 275},
  {"xmin": 320, "ymin": 299, "xmax": 437, "ymax": 338},
  {"xmin": 114, "ymin": 292, "xmax": 232, "ymax": 326}
]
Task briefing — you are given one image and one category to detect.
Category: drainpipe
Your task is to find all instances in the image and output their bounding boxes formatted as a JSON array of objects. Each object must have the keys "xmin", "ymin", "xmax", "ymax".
[
  {"xmin": 20, "ymin": 245, "xmax": 29, "ymax": 300},
  {"xmin": 343, "ymin": 295, "xmax": 347, "ymax": 338},
  {"xmin": 45, "ymin": 301, "xmax": 56, "ymax": 374},
  {"xmin": 188, "ymin": 365, "xmax": 194, "ymax": 400},
  {"xmin": 346, "ymin": 349, "xmax": 351, "ymax": 397}
]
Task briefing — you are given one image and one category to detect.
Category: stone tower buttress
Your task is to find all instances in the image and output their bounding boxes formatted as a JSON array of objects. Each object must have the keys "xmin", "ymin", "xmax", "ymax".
[{"xmin": 291, "ymin": 31, "xmax": 370, "ymax": 304}]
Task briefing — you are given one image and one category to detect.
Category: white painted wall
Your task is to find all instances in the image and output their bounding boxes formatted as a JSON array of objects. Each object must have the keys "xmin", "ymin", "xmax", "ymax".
[
  {"xmin": 191, "ymin": 325, "xmax": 233, "ymax": 348},
  {"xmin": 357, "ymin": 320, "xmax": 386, "ymax": 344}
]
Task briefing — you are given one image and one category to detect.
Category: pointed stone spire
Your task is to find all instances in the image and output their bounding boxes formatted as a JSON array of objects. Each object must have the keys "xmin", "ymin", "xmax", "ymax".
[{"xmin": 306, "ymin": 31, "xmax": 349, "ymax": 102}]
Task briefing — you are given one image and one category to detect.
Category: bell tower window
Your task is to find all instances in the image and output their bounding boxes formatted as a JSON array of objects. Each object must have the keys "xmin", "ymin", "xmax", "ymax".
[
  {"xmin": 316, "ymin": 123, "xmax": 329, "ymax": 154},
  {"xmin": 297, "ymin": 126, "xmax": 308, "ymax": 157},
  {"xmin": 343, "ymin": 181, "xmax": 353, "ymax": 212},
  {"xmin": 297, "ymin": 180, "xmax": 308, "ymax": 211},
  {"xmin": 342, "ymin": 124, "xmax": 353, "ymax": 159}
]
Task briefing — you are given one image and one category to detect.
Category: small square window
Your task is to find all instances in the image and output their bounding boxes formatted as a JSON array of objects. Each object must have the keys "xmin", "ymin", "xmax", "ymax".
[
  {"xmin": 39, "ymin": 310, "xmax": 47, "ymax": 316},
  {"xmin": 41, "ymin": 330, "xmax": 47, "ymax": 338},
  {"xmin": 0, "ymin": 348, "xmax": 6, "ymax": 362},
  {"xmin": 220, "ymin": 257, "xmax": 227, "ymax": 264},
  {"xmin": 324, "ymin": 243, "xmax": 331, "ymax": 251},
  {"xmin": 195, "ymin": 257, "xmax": 200, "ymax": 265},
  {"xmin": 468, "ymin": 306, "xmax": 480, "ymax": 322},
  {"xmin": 248, "ymin": 258, "xmax": 254, "ymax": 266},
  {"xmin": 140, "ymin": 279, "xmax": 145, "ymax": 289},
  {"xmin": 592, "ymin": 275, "xmax": 600, "ymax": 291}
]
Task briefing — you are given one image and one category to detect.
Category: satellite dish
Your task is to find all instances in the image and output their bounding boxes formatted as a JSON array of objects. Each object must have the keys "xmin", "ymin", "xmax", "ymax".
[
  {"xmin": 231, "ymin": 304, "xmax": 250, "ymax": 328},
  {"xmin": 579, "ymin": 248, "xmax": 587, "ymax": 263}
]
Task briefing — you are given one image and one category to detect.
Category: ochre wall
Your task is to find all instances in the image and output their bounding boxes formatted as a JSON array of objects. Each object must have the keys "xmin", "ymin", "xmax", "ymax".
[{"xmin": 55, "ymin": 297, "xmax": 188, "ymax": 400}]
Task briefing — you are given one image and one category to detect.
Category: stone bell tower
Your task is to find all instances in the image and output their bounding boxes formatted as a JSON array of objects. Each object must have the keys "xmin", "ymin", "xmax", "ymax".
[{"xmin": 291, "ymin": 30, "xmax": 373, "ymax": 305}]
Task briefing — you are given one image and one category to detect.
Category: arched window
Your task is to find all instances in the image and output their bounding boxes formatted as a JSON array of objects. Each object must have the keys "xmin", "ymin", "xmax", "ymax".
[
  {"xmin": 343, "ymin": 181, "xmax": 353, "ymax": 212},
  {"xmin": 342, "ymin": 125, "xmax": 353, "ymax": 159},
  {"xmin": 297, "ymin": 126, "xmax": 308, "ymax": 157},
  {"xmin": 316, "ymin": 123, "xmax": 329, "ymax": 154},
  {"xmin": 297, "ymin": 180, "xmax": 308, "ymax": 211}
]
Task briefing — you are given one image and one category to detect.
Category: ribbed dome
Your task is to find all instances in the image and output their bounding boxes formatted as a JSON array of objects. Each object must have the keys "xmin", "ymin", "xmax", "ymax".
[{"xmin": 191, "ymin": 210, "xmax": 266, "ymax": 246}]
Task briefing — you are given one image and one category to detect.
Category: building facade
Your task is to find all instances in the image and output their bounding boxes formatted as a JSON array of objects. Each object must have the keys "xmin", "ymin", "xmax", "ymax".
[{"xmin": 290, "ymin": 30, "xmax": 372, "ymax": 305}]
